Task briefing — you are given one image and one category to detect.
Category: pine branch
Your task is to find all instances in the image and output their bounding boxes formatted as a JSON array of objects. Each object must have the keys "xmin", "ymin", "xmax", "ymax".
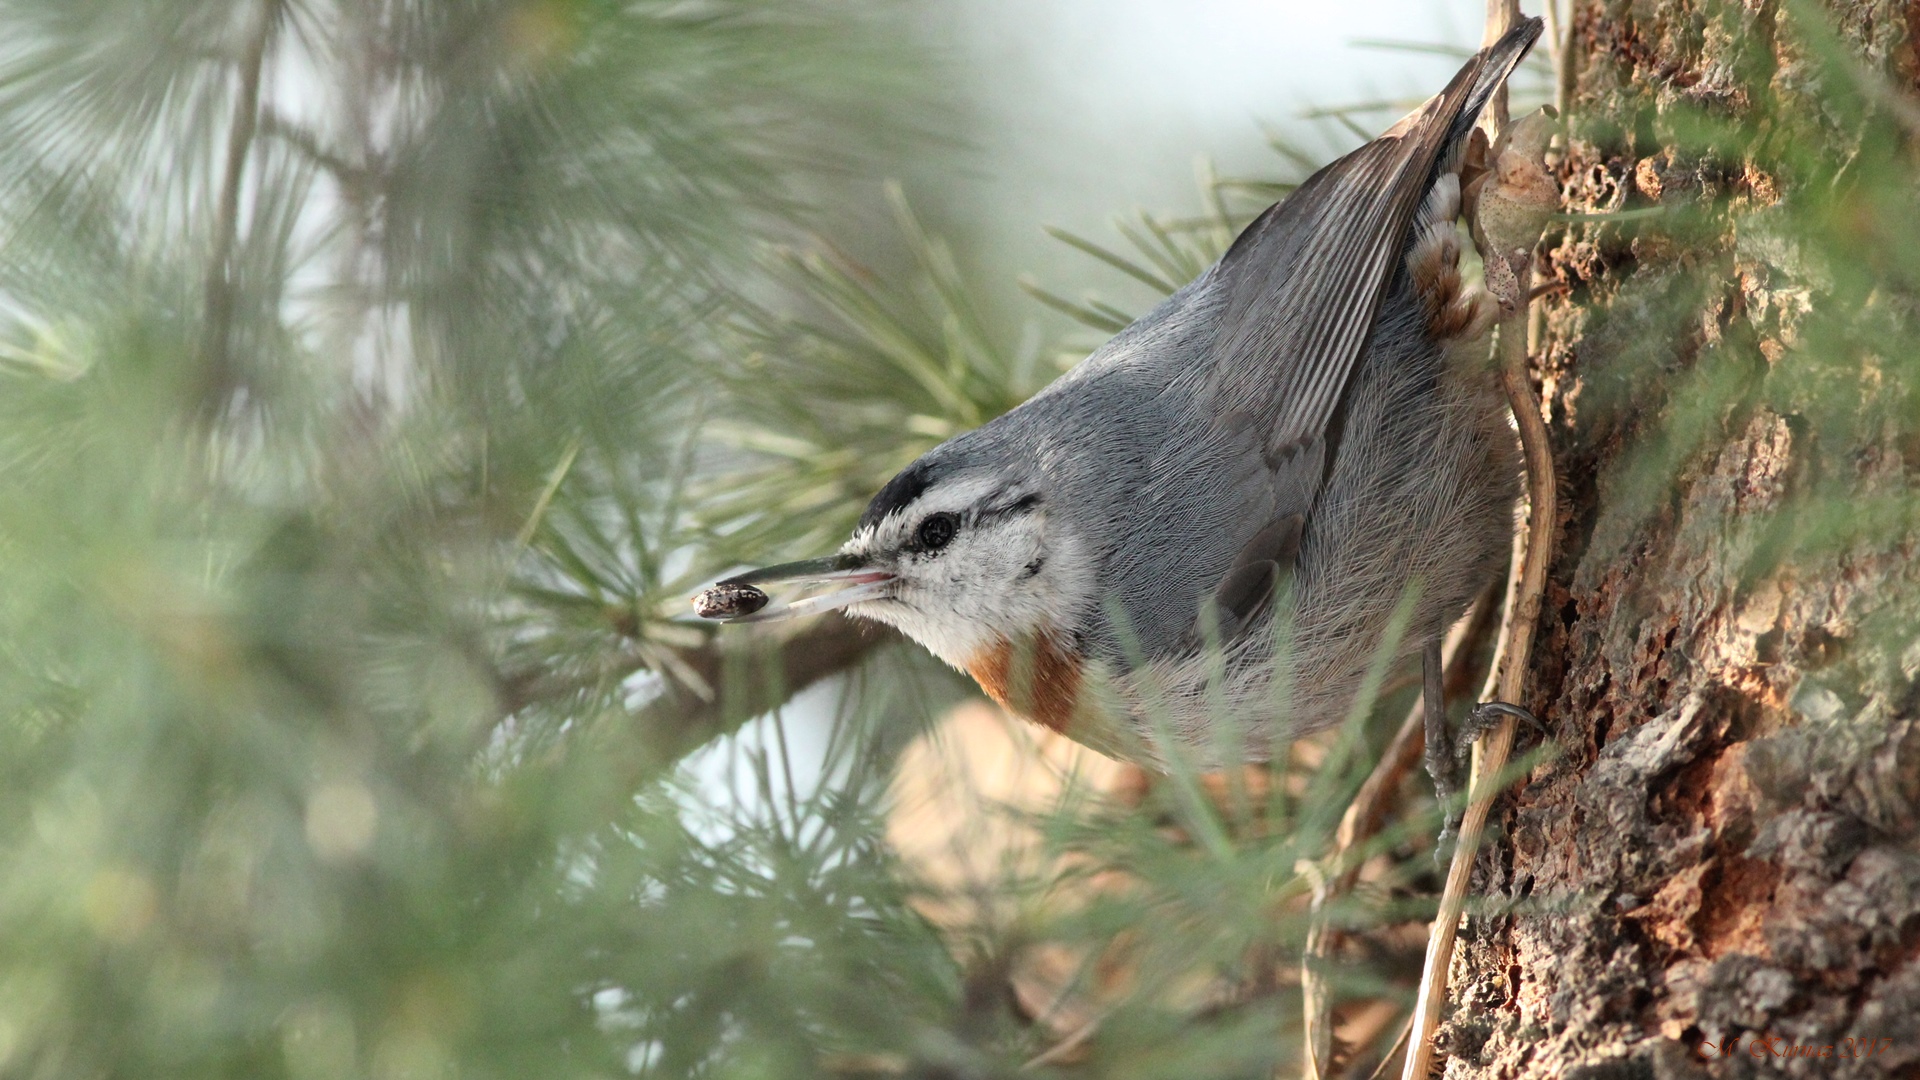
[
  {"xmin": 198, "ymin": 0, "xmax": 278, "ymax": 416},
  {"xmin": 498, "ymin": 612, "xmax": 900, "ymax": 769},
  {"xmin": 258, "ymin": 107, "xmax": 369, "ymax": 189}
]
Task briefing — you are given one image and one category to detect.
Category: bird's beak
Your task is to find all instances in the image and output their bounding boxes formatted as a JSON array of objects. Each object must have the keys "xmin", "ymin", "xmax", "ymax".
[{"xmin": 694, "ymin": 554, "xmax": 894, "ymax": 623}]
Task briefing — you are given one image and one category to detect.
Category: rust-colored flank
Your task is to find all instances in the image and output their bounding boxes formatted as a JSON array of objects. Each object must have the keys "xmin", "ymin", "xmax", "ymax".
[
  {"xmin": 1412, "ymin": 232, "xmax": 1487, "ymax": 341},
  {"xmin": 964, "ymin": 630, "xmax": 1082, "ymax": 734}
]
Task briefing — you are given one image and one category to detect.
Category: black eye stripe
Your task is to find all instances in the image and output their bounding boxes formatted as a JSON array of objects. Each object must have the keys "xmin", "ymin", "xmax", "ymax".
[
  {"xmin": 890, "ymin": 490, "xmax": 1038, "ymax": 553},
  {"xmin": 971, "ymin": 492, "xmax": 1043, "ymax": 526}
]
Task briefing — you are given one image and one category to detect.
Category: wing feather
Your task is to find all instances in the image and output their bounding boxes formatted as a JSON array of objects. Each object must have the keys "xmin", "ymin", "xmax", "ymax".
[{"xmin": 1206, "ymin": 19, "xmax": 1542, "ymax": 462}]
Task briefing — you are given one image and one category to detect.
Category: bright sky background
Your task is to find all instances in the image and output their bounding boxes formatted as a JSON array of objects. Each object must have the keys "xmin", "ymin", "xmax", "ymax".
[{"xmin": 925, "ymin": 0, "xmax": 1493, "ymax": 314}]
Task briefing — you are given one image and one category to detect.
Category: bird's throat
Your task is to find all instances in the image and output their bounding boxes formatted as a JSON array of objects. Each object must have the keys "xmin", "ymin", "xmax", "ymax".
[{"xmin": 964, "ymin": 629, "xmax": 1082, "ymax": 735}]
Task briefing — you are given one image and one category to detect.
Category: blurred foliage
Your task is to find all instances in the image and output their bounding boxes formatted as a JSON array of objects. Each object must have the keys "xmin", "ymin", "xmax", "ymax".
[{"xmin": 2, "ymin": 0, "xmax": 1918, "ymax": 1078}]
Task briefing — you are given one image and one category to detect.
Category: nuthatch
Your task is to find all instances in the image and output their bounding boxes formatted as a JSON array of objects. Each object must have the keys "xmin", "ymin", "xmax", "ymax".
[{"xmin": 698, "ymin": 22, "xmax": 1544, "ymax": 804}]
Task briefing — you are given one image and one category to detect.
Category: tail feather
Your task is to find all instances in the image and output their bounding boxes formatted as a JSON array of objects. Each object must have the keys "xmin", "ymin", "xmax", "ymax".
[{"xmin": 1440, "ymin": 18, "xmax": 1544, "ymax": 167}]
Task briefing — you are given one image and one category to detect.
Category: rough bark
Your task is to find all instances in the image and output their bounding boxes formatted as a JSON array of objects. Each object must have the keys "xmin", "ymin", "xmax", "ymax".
[{"xmin": 1441, "ymin": 0, "xmax": 1920, "ymax": 1076}]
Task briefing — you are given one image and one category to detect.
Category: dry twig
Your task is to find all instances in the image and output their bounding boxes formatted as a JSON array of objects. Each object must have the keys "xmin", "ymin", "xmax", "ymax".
[
  {"xmin": 1298, "ymin": 592, "xmax": 1498, "ymax": 1080},
  {"xmin": 1399, "ymin": 4, "xmax": 1560, "ymax": 1073}
]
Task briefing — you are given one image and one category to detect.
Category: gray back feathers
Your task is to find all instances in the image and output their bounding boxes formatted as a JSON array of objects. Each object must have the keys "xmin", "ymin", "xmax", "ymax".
[{"xmin": 884, "ymin": 21, "xmax": 1540, "ymax": 724}]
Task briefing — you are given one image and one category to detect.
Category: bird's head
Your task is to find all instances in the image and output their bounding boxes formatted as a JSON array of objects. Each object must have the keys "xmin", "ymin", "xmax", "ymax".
[{"xmin": 697, "ymin": 456, "xmax": 1092, "ymax": 676}]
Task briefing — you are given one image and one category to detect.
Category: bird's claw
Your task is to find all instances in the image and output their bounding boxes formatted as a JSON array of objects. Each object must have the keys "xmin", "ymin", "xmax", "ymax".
[
  {"xmin": 1429, "ymin": 700, "xmax": 1544, "ymax": 865},
  {"xmin": 1455, "ymin": 701, "xmax": 1545, "ymax": 765}
]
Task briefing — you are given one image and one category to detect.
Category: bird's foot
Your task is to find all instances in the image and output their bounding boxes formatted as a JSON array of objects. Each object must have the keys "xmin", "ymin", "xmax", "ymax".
[
  {"xmin": 1428, "ymin": 701, "xmax": 1544, "ymax": 861},
  {"xmin": 1456, "ymin": 700, "xmax": 1546, "ymax": 763},
  {"xmin": 1423, "ymin": 699, "xmax": 1464, "ymax": 851}
]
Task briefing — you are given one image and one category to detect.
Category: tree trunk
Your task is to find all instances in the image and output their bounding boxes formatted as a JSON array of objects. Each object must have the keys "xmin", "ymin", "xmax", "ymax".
[{"xmin": 1443, "ymin": 0, "xmax": 1920, "ymax": 1075}]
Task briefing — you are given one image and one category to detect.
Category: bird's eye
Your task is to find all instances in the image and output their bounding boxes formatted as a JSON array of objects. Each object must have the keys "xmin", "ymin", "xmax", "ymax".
[{"xmin": 916, "ymin": 512, "xmax": 958, "ymax": 551}]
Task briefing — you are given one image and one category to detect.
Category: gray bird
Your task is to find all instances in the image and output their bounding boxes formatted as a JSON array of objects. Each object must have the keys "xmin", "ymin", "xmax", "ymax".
[{"xmin": 697, "ymin": 21, "xmax": 1543, "ymax": 801}]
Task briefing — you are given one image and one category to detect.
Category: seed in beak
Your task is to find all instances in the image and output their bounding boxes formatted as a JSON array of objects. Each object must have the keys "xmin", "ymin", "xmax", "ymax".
[{"xmin": 693, "ymin": 582, "xmax": 770, "ymax": 620}]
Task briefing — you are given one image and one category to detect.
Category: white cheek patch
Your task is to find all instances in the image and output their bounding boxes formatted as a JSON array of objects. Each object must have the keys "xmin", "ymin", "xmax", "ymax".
[
  {"xmin": 848, "ymin": 510, "xmax": 1095, "ymax": 674},
  {"xmin": 857, "ymin": 602, "xmax": 995, "ymax": 672},
  {"xmin": 839, "ymin": 469, "xmax": 1098, "ymax": 674}
]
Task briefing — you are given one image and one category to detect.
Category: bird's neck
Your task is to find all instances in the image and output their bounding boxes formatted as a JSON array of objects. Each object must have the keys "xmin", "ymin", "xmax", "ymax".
[{"xmin": 963, "ymin": 626, "xmax": 1082, "ymax": 735}]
